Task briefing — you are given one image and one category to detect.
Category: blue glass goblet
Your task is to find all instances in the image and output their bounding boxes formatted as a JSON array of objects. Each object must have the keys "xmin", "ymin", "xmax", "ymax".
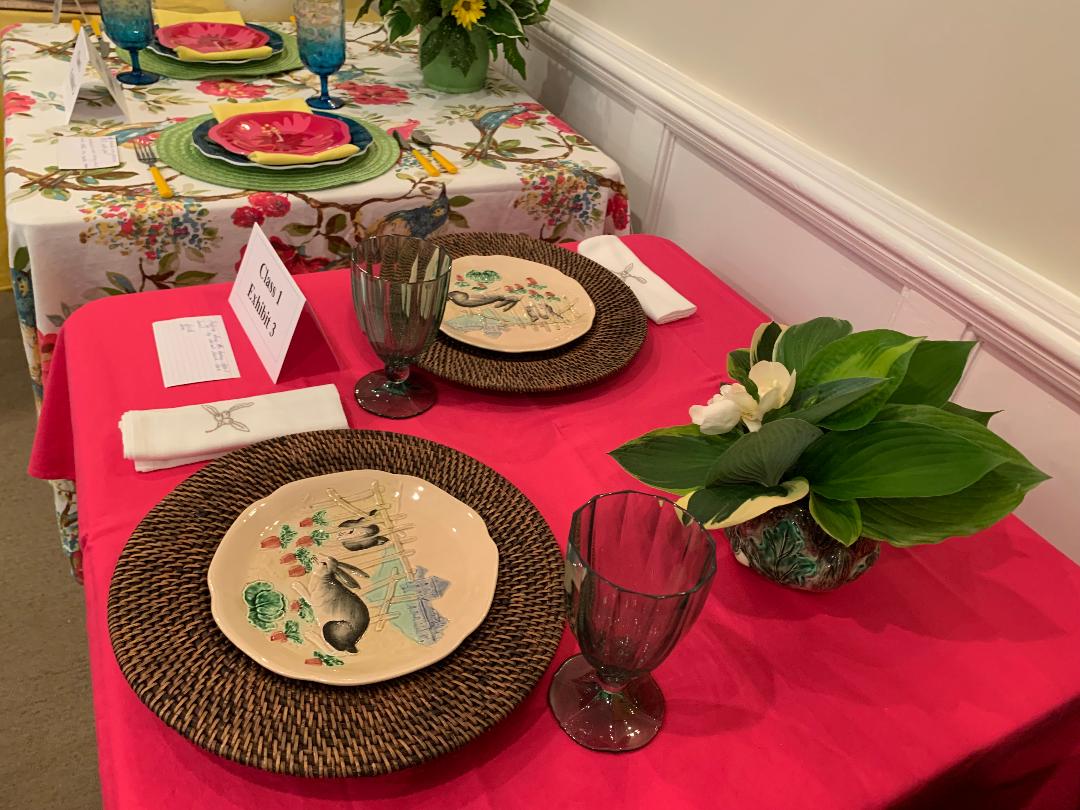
[
  {"xmin": 98, "ymin": 0, "xmax": 159, "ymax": 86},
  {"xmin": 294, "ymin": 0, "xmax": 347, "ymax": 110}
]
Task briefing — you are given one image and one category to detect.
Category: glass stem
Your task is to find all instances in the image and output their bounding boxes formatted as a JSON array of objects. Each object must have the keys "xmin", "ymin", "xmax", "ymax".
[
  {"xmin": 129, "ymin": 48, "xmax": 142, "ymax": 77},
  {"xmin": 319, "ymin": 74, "xmax": 330, "ymax": 102},
  {"xmin": 383, "ymin": 363, "xmax": 410, "ymax": 394}
]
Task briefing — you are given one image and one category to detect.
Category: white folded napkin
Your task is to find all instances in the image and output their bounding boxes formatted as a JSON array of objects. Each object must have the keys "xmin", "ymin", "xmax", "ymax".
[
  {"xmin": 577, "ymin": 235, "xmax": 697, "ymax": 324},
  {"xmin": 119, "ymin": 384, "xmax": 348, "ymax": 472}
]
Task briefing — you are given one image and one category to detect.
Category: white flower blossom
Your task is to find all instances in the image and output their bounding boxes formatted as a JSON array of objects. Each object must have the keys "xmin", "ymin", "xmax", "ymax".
[{"xmin": 690, "ymin": 361, "xmax": 797, "ymax": 434}]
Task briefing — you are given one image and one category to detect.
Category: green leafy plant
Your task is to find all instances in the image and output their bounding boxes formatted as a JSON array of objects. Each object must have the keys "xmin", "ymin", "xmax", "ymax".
[
  {"xmin": 611, "ymin": 317, "xmax": 1048, "ymax": 547},
  {"xmin": 357, "ymin": 0, "xmax": 551, "ymax": 79}
]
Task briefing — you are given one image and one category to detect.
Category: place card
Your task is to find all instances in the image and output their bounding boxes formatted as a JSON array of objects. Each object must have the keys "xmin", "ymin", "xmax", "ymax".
[
  {"xmin": 152, "ymin": 315, "xmax": 240, "ymax": 387},
  {"xmin": 57, "ymin": 136, "xmax": 120, "ymax": 170},
  {"xmin": 228, "ymin": 223, "xmax": 307, "ymax": 382},
  {"xmin": 63, "ymin": 28, "xmax": 130, "ymax": 124}
]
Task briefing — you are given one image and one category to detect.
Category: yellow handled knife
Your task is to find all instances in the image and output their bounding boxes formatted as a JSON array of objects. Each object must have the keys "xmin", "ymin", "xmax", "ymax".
[{"xmin": 394, "ymin": 131, "xmax": 440, "ymax": 177}]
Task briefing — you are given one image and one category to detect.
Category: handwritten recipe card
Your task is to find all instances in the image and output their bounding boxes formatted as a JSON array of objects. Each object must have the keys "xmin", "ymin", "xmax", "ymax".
[{"xmin": 152, "ymin": 316, "xmax": 241, "ymax": 387}]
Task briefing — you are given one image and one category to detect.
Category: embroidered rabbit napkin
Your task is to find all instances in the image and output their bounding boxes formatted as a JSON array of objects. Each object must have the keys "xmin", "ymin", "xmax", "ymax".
[
  {"xmin": 577, "ymin": 235, "xmax": 697, "ymax": 324},
  {"xmin": 119, "ymin": 384, "xmax": 347, "ymax": 472}
]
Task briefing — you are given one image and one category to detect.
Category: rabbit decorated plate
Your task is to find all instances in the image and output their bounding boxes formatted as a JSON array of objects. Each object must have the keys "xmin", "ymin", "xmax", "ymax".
[
  {"xmin": 207, "ymin": 470, "xmax": 498, "ymax": 685},
  {"xmin": 439, "ymin": 255, "xmax": 596, "ymax": 353}
]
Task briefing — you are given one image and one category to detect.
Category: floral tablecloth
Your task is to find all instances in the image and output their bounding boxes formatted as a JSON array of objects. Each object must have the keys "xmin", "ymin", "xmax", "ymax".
[
  {"xmin": 3, "ymin": 22, "xmax": 628, "ymax": 400},
  {"xmin": 2, "ymin": 22, "xmax": 628, "ymax": 572}
]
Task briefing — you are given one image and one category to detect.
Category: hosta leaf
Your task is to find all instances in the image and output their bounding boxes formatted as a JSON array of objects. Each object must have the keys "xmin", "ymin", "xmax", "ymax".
[
  {"xmin": 859, "ymin": 467, "xmax": 1039, "ymax": 546},
  {"xmin": 773, "ymin": 317, "xmax": 852, "ymax": 373},
  {"xmin": 798, "ymin": 330, "xmax": 923, "ymax": 430},
  {"xmin": 809, "ymin": 493, "xmax": 862, "ymax": 546},
  {"xmin": 942, "ymin": 401, "xmax": 997, "ymax": 426},
  {"xmin": 681, "ymin": 479, "xmax": 808, "ymax": 529},
  {"xmin": 727, "ymin": 348, "xmax": 751, "ymax": 386},
  {"xmin": 385, "ymin": 7, "xmax": 414, "ymax": 41},
  {"xmin": 479, "ymin": 4, "xmax": 525, "ymax": 37},
  {"xmin": 797, "ymin": 420, "xmax": 1004, "ymax": 500},
  {"xmin": 874, "ymin": 404, "xmax": 1047, "ymax": 488},
  {"xmin": 610, "ymin": 425, "xmax": 736, "ymax": 494},
  {"xmin": 750, "ymin": 321, "xmax": 783, "ymax": 364},
  {"xmin": 706, "ymin": 418, "xmax": 822, "ymax": 487},
  {"xmin": 777, "ymin": 377, "xmax": 888, "ymax": 426},
  {"xmin": 888, "ymin": 340, "xmax": 975, "ymax": 407}
]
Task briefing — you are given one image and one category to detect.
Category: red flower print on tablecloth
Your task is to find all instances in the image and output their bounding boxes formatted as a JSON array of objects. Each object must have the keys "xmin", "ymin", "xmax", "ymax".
[
  {"xmin": 504, "ymin": 102, "xmax": 545, "ymax": 128},
  {"xmin": 232, "ymin": 206, "xmax": 265, "ymax": 228},
  {"xmin": 36, "ymin": 329, "xmax": 58, "ymax": 384},
  {"xmin": 545, "ymin": 114, "xmax": 576, "ymax": 135},
  {"xmin": 336, "ymin": 82, "xmax": 409, "ymax": 105},
  {"xmin": 0, "ymin": 23, "xmax": 21, "ymax": 39},
  {"xmin": 607, "ymin": 193, "xmax": 629, "ymax": 231},
  {"xmin": 234, "ymin": 237, "xmax": 331, "ymax": 275},
  {"xmin": 4, "ymin": 91, "xmax": 34, "ymax": 117},
  {"xmin": 232, "ymin": 193, "xmax": 291, "ymax": 227},
  {"xmin": 196, "ymin": 80, "xmax": 271, "ymax": 99},
  {"xmin": 248, "ymin": 192, "xmax": 290, "ymax": 218}
]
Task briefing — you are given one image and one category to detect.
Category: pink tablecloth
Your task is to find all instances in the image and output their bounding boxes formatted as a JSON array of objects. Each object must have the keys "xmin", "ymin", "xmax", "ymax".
[{"xmin": 30, "ymin": 236, "xmax": 1080, "ymax": 809}]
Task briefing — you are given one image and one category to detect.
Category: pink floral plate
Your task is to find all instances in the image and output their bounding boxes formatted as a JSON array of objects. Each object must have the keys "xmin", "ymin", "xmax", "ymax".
[
  {"xmin": 156, "ymin": 21, "xmax": 270, "ymax": 53},
  {"xmin": 208, "ymin": 111, "xmax": 353, "ymax": 157}
]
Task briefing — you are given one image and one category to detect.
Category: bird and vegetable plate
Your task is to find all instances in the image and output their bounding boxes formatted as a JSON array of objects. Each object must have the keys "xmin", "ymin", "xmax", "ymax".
[
  {"xmin": 207, "ymin": 470, "xmax": 498, "ymax": 686},
  {"xmin": 440, "ymin": 255, "xmax": 597, "ymax": 353}
]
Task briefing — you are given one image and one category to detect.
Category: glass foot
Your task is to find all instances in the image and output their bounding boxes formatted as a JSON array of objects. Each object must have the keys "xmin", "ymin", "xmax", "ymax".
[
  {"xmin": 354, "ymin": 369, "xmax": 436, "ymax": 419},
  {"xmin": 116, "ymin": 70, "xmax": 160, "ymax": 86},
  {"xmin": 306, "ymin": 94, "xmax": 347, "ymax": 110},
  {"xmin": 548, "ymin": 654, "xmax": 665, "ymax": 752}
]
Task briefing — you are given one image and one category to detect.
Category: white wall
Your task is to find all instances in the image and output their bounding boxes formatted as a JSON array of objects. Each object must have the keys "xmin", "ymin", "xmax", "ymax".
[
  {"xmin": 504, "ymin": 3, "xmax": 1080, "ymax": 560},
  {"xmin": 564, "ymin": 0, "xmax": 1080, "ymax": 296}
]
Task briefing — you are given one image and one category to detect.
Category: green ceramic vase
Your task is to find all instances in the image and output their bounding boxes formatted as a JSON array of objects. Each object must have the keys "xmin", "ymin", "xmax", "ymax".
[
  {"xmin": 725, "ymin": 499, "xmax": 879, "ymax": 591},
  {"xmin": 420, "ymin": 20, "xmax": 489, "ymax": 94}
]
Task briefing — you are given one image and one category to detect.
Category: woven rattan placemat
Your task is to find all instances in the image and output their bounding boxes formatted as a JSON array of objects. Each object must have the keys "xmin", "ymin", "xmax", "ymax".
[
  {"xmin": 107, "ymin": 429, "xmax": 564, "ymax": 777},
  {"xmin": 419, "ymin": 232, "xmax": 648, "ymax": 393},
  {"xmin": 116, "ymin": 31, "xmax": 301, "ymax": 79},
  {"xmin": 155, "ymin": 114, "xmax": 399, "ymax": 192}
]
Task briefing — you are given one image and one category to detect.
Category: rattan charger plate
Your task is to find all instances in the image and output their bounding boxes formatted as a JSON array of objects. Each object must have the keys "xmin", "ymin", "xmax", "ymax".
[
  {"xmin": 107, "ymin": 430, "xmax": 564, "ymax": 777},
  {"xmin": 418, "ymin": 232, "xmax": 648, "ymax": 393}
]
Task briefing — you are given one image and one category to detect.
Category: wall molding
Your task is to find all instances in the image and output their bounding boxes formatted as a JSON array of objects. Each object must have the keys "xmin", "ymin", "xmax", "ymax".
[{"xmin": 520, "ymin": 2, "xmax": 1080, "ymax": 403}]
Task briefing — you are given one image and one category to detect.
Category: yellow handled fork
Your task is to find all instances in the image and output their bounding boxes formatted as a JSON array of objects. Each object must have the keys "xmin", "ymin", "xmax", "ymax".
[{"xmin": 133, "ymin": 140, "xmax": 174, "ymax": 199}]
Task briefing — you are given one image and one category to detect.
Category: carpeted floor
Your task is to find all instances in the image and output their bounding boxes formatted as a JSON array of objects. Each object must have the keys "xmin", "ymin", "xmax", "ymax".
[{"xmin": 0, "ymin": 292, "xmax": 101, "ymax": 809}]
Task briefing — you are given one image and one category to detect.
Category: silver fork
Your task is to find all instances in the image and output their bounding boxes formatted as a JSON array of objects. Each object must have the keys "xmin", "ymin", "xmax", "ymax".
[{"xmin": 133, "ymin": 140, "xmax": 173, "ymax": 199}]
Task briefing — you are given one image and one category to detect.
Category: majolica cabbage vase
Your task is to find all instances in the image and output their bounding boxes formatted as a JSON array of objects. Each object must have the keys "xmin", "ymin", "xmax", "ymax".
[{"xmin": 611, "ymin": 317, "xmax": 1048, "ymax": 591}]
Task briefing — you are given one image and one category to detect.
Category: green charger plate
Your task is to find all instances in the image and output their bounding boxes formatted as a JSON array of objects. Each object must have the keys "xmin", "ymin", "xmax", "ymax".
[
  {"xmin": 155, "ymin": 115, "xmax": 401, "ymax": 192},
  {"xmin": 116, "ymin": 32, "xmax": 301, "ymax": 80}
]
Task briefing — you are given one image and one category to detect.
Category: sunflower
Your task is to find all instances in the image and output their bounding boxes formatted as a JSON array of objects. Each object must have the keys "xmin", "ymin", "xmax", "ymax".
[{"xmin": 450, "ymin": 0, "xmax": 485, "ymax": 30}]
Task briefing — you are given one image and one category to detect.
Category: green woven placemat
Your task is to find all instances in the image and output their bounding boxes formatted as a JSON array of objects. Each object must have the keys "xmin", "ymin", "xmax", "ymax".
[
  {"xmin": 116, "ymin": 33, "xmax": 301, "ymax": 79},
  {"xmin": 155, "ymin": 114, "xmax": 400, "ymax": 191}
]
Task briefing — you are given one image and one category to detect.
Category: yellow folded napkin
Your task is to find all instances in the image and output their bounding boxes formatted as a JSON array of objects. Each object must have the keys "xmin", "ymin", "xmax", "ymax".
[
  {"xmin": 210, "ymin": 98, "xmax": 310, "ymax": 121},
  {"xmin": 175, "ymin": 44, "xmax": 273, "ymax": 61},
  {"xmin": 154, "ymin": 9, "xmax": 245, "ymax": 26},
  {"xmin": 209, "ymin": 99, "xmax": 360, "ymax": 166},
  {"xmin": 247, "ymin": 145, "xmax": 360, "ymax": 165}
]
